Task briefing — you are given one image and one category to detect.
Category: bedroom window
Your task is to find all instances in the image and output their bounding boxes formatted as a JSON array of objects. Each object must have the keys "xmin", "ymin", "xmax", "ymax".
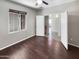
[{"xmin": 8, "ymin": 9, "xmax": 27, "ymax": 34}]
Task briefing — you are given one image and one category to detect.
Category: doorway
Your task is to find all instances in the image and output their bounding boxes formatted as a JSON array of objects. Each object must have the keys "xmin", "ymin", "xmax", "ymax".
[
  {"xmin": 44, "ymin": 16, "xmax": 49, "ymax": 37},
  {"xmin": 36, "ymin": 11, "xmax": 68, "ymax": 49}
]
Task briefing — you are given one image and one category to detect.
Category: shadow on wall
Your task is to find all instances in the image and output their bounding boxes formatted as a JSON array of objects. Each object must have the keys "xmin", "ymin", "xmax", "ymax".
[{"xmin": 68, "ymin": 12, "xmax": 79, "ymax": 46}]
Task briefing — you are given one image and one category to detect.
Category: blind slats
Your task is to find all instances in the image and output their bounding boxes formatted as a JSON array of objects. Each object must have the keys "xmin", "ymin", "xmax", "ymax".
[{"xmin": 9, "ymin": 9, "xmax": 27, "ymax": 15}]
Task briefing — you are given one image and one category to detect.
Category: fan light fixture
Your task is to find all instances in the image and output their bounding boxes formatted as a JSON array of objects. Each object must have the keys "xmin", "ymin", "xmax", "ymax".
[
  {"xmin": 37, "ymin": 0, "xmax": 42, "ymax": 5},
  {"xmin": 35, "ymin": 0, "xmax": 48, "ymax": 7}
]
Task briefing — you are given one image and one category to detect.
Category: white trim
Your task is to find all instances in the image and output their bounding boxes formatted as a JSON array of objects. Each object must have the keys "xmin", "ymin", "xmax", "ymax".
[
  {"xmin": 8, "ymin": 12, "xmax": 27, "ymax": 34},
  {"xmin": 68, "ymin": 43, "xmax": 79, "ymax": 48},
  {"xmin": 0, "ymin": 35, "xmax": 35, "ymax": 51}
]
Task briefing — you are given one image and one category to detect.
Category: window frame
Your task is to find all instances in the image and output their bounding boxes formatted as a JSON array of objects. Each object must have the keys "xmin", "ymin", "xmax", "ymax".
[{"xmin": 8, "ymin": 10, "xmax": 27, "ymax": 34}]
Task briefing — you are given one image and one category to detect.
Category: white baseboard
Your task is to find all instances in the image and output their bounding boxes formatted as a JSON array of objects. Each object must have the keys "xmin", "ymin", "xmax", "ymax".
[
  {"xmin": 68, "ymin": 43, "xmax": 79, "ymax": 48},
  {"xmin": 0, "ymin": 35, "xmax": 35, "ymax": 51}
]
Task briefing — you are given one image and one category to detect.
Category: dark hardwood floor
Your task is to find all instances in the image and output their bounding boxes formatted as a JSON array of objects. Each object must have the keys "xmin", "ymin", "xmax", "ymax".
[{"xmin": 0, "ymin": 36, "xmax": 79, "ymax": 59}]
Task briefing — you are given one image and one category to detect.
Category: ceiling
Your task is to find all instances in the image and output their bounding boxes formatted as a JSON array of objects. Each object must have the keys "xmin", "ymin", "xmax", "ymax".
[{"xmin": 9, "ymin": 0, "xmax": 77, "ymax": 9}]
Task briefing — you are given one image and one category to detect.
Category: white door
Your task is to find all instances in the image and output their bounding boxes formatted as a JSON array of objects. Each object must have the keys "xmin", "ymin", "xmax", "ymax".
[
  {"xmin": 36, "ymin": 16, "xmax": 45, "ymax": 36},
  {"xmin": 61, "ymin": 11, "xmax": 68, "ymax": 49}
]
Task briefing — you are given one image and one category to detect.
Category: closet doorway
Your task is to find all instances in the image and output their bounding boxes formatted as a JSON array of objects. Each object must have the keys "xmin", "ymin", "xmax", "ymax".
[
  {"xmin": 44, "ymin": 16, "xmax": 49, "ymax": 37},
  {"xmin": 36, "ymin": 11, "xmax": 68, "ymax": 49}
]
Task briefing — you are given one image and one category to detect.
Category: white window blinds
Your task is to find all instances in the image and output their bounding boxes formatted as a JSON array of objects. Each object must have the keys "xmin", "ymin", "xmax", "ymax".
[{"xmin": 9, "ymin": 9, "xmax": 27, "ymax": 34}]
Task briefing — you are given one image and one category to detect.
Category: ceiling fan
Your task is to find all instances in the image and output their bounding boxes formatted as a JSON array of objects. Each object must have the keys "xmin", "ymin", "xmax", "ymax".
[
  {"xmin": 42, "ymin": 0, "xmax": 48, "ymax": 5},
  {"xmin": 36, "ymin": 0, "xmax": 48, "ymax": 6}
]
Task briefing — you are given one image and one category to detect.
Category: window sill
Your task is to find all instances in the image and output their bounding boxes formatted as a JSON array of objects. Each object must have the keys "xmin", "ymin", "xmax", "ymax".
[{"xmin": 8, "ymin": 29, "xmax": 27, "ymax": 34}]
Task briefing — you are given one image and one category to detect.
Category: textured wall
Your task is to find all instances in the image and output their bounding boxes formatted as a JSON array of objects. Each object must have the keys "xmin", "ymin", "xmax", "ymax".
[{"xmin": 0, "ymin": 0, "xmax": 36, "ymax": 49}]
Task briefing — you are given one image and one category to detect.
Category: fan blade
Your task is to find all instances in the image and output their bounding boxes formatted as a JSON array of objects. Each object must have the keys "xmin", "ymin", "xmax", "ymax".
[{"xmin": 42, "ymin": 1, "xmax": 48, "ymax": 5}]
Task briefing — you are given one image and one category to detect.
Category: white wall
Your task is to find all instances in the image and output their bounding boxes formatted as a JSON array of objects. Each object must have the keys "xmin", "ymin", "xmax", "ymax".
[
  {"xmin": 37, "ymin": 0, "xmax": 79, "ymax": 47},
  {"xmin": 0, "ymin": 0, "xmax": 36, "ymax": 50},
  {"xmin": 68, "ymin": 13, "xmax": 79, "ymax": 47}
]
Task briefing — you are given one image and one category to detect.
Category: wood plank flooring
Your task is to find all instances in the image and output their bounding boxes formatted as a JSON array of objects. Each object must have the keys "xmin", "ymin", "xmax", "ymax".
[{"xmin": 0, "ymin": 36, "xmax": 79, "ymax": 59}]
